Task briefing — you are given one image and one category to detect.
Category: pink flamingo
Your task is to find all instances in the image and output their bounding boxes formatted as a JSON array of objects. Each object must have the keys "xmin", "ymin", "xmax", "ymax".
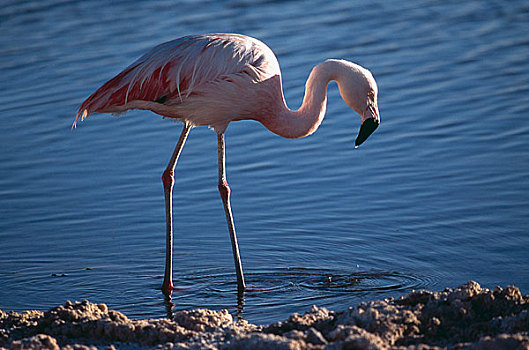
[{"xmin": 74, "ymin": 33, "xmax": 380, "ymax": 296}]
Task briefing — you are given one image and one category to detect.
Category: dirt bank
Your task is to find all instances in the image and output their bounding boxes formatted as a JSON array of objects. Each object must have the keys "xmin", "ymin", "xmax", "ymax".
[{"xmin": 1, "ymin": 281, "xmax": 528, "ymax": 349}]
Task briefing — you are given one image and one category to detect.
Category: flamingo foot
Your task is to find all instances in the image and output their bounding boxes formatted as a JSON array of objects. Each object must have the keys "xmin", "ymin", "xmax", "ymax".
[{"xmin": 162, "ymin": 279, "xmax": 174, "ymax": 295}]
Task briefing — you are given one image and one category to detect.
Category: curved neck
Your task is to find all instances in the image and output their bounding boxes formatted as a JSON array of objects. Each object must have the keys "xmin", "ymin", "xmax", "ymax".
[{"xmin": 258, "ymin": 61, "xmax": 338, "ymax": 139}]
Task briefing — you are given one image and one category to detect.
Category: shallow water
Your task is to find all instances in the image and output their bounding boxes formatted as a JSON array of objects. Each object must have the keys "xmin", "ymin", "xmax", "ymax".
[{"xmin": 1, "ymin": 0, "xmax": 528, "ymax": 324}]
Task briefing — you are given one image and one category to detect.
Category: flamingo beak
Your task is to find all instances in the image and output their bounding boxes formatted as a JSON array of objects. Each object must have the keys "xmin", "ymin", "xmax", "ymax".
[{"xmin": 355, "ymin": 106, "xmax": 380, "ymax": 146}]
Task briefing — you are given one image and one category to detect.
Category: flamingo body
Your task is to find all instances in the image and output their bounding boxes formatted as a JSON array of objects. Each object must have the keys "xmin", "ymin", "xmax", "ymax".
[
  {"xmin": 75, "ymin": 33, "xmax": 380, "ymax": 295},
  {"xmin": 75, "ymin": 34, "xmax": 281, "ymax": 132}
]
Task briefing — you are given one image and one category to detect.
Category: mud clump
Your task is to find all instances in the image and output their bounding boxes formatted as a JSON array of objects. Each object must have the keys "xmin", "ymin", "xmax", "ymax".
[{"xmin": 1, "ymin": 281, "xmax": 528, "ymax": 349}]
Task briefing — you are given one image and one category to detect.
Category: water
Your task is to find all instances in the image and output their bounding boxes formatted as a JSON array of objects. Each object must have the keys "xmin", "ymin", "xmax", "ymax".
[{"xmin": 1, "ymin": 0, "xmax": 528, "ymax": 325}]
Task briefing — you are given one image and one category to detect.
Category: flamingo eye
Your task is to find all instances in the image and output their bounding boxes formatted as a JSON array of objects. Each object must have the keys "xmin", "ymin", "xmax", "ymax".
[{"xmin": 366, "ymin": 91, "xmax": 378, "ymax": 116}]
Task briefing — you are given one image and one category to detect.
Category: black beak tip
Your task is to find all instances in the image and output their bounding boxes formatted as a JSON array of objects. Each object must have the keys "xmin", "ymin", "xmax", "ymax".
[{"xmin": 355, "ymin": 118, "xmax": 379, "ymax": 147}]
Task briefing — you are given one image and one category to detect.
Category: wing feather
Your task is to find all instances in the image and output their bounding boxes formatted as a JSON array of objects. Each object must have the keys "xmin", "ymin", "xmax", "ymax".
[{"xmin": 73, "ymin": 34, "xmax": 275, "ymax": 127}]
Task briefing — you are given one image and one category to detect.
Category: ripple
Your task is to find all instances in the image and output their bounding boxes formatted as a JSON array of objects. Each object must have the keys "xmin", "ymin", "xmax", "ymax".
[
  {"xmin": 164, "ymin": 267, "xmax": 439, "ymax": 323},
  {"xmin": 245, "ymin": 268, "xmax": 433, "ymax": 293},
  {"xmin": 170, "ymin": 268, "xmax": 436, "ymax": 306}
]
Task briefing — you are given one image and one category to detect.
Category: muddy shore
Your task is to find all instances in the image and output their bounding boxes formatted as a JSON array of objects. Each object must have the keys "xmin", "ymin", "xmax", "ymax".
[{"xmin": 1, "ymin": 281, "xmax": 528, "ymax": 349}]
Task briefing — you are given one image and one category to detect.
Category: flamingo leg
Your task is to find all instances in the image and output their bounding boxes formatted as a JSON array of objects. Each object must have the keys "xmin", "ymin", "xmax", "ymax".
[
  {"xmin": 217, "ymin": 132, "xmax": 246, "ymax": 293},
  {"xmin": 161, "ymin": 122, "xmax": 191, "ymax": 295}
]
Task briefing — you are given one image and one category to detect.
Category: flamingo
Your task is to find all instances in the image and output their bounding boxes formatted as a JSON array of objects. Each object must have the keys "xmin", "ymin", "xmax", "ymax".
[{"xmin": 74, "ymin": 33, "xmax": 380, "ymax": 296}]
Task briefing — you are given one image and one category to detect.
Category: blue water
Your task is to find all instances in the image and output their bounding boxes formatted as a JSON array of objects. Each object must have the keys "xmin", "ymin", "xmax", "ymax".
[{"xmin": 1, "ymin": 0, "xmax": 528, "ymax": 324}]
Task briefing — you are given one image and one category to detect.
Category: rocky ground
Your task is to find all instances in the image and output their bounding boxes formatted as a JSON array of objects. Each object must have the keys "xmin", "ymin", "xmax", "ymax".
[{"xmin": 1, "ymin": 281, "xmax": 528, "ymax": 349}]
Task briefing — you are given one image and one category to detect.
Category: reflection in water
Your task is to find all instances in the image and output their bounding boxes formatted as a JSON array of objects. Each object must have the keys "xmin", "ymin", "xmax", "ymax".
[
  {"xmin": 164, "ymin": 278, "xmax": 246, "ymax": 321},
  {"xmin": 235, "ymin": 291, "xmax": 245, "ymax": 321},
  {"xmin": 163, "ymin": 294, "xmax": 174, "ymax": 320}
]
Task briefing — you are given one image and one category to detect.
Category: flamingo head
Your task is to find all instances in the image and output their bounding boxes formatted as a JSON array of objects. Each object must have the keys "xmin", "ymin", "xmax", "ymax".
[{"xmin": 334, "ymin": 60, "xmax": 380, "ymax": 146}]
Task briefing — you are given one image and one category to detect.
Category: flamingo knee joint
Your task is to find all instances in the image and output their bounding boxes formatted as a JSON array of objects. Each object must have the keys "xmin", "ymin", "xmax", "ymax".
[
  {"xmin": 218, "ymin": 181, "xmax": 231, "ymax": 201},
  {"xmin": 162, "ymin": 169, "xmax": 174, "ymax": 190}
]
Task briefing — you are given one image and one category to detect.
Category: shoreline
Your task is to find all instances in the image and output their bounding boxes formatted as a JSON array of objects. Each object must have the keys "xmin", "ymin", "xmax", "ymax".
[{"xmin": 1, "ymin": 281, "xmax": 528, "ymax": 349}]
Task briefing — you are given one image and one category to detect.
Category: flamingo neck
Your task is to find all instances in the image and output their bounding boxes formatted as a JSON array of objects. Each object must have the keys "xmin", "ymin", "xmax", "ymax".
[{"xmin": 259, "ymin": 61, "xmax": 338, "ymax": 139}]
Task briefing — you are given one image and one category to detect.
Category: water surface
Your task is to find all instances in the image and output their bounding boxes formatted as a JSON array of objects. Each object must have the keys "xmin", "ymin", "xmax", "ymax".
[{"xmin": 1, "ymin": 0, "xmax": 528, "ymax": 324}]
